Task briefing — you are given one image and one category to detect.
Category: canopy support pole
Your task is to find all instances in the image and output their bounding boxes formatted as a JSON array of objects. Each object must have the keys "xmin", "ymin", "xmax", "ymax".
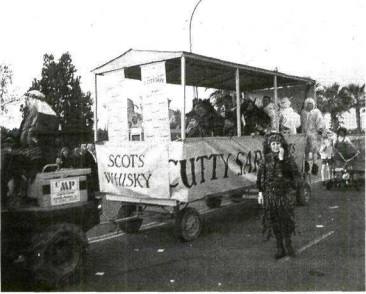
[
  {"xmin": 94, "ymin": 74, "xmax": 98, "ymax": 142},
  {"xmin": 312, "ymin": 82, "xmax": 317, "ymax": 105},
  {"xmin": 273, "ymin": 71, "xmax": 279, "ymax": 131},
  {"xmin": 181, "ymin": 56, "xmax": 186, "ymax": 140},
  {"xmin": 235, "ymin": 68, "xmax": 241, "ymax": 137}
]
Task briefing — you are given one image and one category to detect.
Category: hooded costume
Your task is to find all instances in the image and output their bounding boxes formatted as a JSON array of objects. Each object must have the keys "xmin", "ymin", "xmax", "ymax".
[
  {"xmin": 301, "ymin": 97, "xmax": 325, "ymax": 159},
  {"xmin": 279, "ymin": 97, "xmax": 301, "ymax": 135}
]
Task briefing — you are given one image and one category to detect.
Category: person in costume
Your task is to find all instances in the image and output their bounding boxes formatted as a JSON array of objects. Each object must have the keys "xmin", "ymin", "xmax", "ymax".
[
  {"xmin": 278, "ymin": 97, "xmax": 301, "ymax": 135},
  {"xmin": 257, "ymin": 132, "xmax": 301, "ymax": 259}
]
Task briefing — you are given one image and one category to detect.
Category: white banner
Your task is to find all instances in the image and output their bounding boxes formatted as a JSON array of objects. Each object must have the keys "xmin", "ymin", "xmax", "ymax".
[
  {"xmin": 141, "ymin": 62, "xmax": 170, "ymax": 142},
  {"xmin": 96, "ymin": 142, "xmax": 170, "ymax": 199},
  {"xmin": 169, "ymin": 135, "xmax": 307, "ymax": 203},
  {"xmin": 106, "ymin": 83, "xmax": 129, "ymax": 143},
  {"xmin": 97, "ymin": 135, "xmax": 307, "ymax": 203}
]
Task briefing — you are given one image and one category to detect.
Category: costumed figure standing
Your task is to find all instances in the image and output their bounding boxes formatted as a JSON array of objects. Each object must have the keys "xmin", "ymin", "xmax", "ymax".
[
  {"xmin": 257, "ymin": 132, "xmax": 301, "ymax": 259},
  {"xmin": 301, "ymin": 97, "xmax": 325, "ymax": 175}
]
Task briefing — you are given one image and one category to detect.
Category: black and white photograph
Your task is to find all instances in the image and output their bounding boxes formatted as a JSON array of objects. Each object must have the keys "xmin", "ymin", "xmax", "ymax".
[{"xmin": 1, "ymin": 0, "xmax": 365, "ymax": 291}]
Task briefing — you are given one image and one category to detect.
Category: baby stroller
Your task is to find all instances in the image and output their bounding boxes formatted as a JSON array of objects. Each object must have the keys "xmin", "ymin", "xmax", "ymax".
[{"xmin": 326, "ymin": 147, "xmax": 360, "ymax": 190}]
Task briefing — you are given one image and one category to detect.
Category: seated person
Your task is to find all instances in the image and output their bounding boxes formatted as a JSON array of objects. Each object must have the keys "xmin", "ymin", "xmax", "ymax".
[
  {"xmin": 279, "ymin": 97, "xmax": 301, "ymax": 135},
  {"xmin": 56, "ymin": 147, "xmax": 74, "ymax": 168},
  {"xmin": 333, "ymin": 127, "xmax": 360, "ymax": 166}
]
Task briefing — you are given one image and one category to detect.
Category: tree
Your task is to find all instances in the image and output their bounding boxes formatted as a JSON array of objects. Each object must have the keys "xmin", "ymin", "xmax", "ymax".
[
  {"xmin": 30, "ymin": 53, "xmax": 93, "ymax": 144},
  {"xmin": 316, "ymin": 83, "xmax": 354, "ymax": 130},
  {"xmin": 0, "ymin": 64, "xmax": 16, "ymax": 114},
  {"xmin": 343, "ymin": 83, "xmax": 365, "ymax": 133}
]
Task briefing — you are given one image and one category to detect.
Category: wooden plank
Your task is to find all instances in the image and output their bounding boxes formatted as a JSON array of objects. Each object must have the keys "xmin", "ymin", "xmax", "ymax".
[
  {"xmin": 236, "ymin": 68, "xmax": 242, "ymax": 137},
  {"xmin": 94, "ymin": 74, "xmax": 98, "ymax": 142},
  {"xmin": 181, "ymin": 56, "xmax": 186, "ymax": 140},
  {"xmin": 273, "ymin": 72, "xmax": 279, "ymax": 131}
]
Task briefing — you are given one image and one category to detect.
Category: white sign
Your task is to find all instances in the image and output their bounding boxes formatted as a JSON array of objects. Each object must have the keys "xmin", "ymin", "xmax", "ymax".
[
  {"xmin": 50, "ymin": 177, "xmax": 80, "ymax": 206},
  {"xmin": 96, "ymin": 142, "xmax": 170, "ymax": 199},
  {"xmin": 141, "ymin": 62, "xmax": 170, "ymax": 142},
  {"xmin": 106, "ymin": 84, "xmax": 129, "ymax": 143}
]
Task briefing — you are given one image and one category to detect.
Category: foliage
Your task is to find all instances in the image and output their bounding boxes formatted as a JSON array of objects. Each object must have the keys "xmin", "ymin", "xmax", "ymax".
[
  {"xmin": 30, "ymin": 53, "xmax": 93, "ymax": 139},
  {"xmin": 316, "ymin": 83, "xmax": 354, "ymax": 130},
  {"xmin": 343, "ymin": 83, "xmax": 365, "ymax": 132},
  {"xmin": 0, "ymin": 64, "xmax": 15, "ymax": 114},
  {"xmin": 1, "ymin": 126, "xmax": 20, "ymax": 145}
]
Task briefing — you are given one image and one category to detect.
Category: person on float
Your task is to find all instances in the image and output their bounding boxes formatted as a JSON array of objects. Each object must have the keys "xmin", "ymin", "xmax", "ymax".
[
  {"xmin": 257, "ymin": 132, "xmax": 301, "ymax": 259},
  {"xmin": 262, "ymin": 96, "xmax": 278, "ymax": 132},
  {"xmin": 278, "ymin": 97, "xmax": 301, "ymax": 135}
]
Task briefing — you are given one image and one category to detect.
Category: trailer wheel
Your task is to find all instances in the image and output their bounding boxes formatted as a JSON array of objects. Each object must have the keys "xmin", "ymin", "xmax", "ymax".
[
  {"xmin": 29, "ymin": 223, "xmax": 87, "ymax": 289},
  {"xmin": 175, "ymin": 207, "xmax": 202, "ymax": 242},
  {"xmin": 230, "ymin": 193, "xmax": 243, "ymax": 203},
  {"xmin": 326, "ymin": 181, "xmax": 333, "ymax": 190},
  {"xmin": 205, "ymin": 197, "xmax": 222, "ymax": 209},
  {"xmin": 297, "ymin": 182, "xmax": 311, "ymax": 206},
  {"xmin": 117, "ymin": 204, "xmax": 143, "ymax": 234}
]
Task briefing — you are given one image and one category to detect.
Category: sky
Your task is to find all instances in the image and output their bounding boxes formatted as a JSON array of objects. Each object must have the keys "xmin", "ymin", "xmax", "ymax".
[{"xmin": 1, "ymin": 0, "xmax": 365, "ymax": 128}]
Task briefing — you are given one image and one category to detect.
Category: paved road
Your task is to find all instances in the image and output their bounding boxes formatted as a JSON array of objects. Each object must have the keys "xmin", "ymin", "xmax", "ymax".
[
  {"xmin": 68, "ymin": 183, "xmax": 364, "ymax": 291},
  {"xmin": 3, "ymin": 183, "xmax": 365, "ymax": 291}
]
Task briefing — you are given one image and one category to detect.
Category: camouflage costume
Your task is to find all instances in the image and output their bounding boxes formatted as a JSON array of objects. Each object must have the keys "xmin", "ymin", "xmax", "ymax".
[{"xmin": 257, "ymin": 133, "xmax": 301, "ymax": 258}]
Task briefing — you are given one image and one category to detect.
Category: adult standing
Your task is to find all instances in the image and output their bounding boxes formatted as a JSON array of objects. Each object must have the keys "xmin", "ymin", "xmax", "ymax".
[
  {"xmin": 301, "ymin": 97, "xmax": 325, "ymax": 157},
  {"xmin": 257, "ymin": 132, "xmax": 301, "ymax": 259},
  {"xmin": 301, "ymin": 97, "xmax": 325, "ymax": 176}
]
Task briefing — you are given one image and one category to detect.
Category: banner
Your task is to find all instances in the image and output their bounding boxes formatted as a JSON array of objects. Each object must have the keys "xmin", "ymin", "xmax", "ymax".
[
  {"xmin": 96, "ymin": 142, "xmax": 170, "ymax": 199},
  {"xmin": 97, "ymin": 135, "xmax": 308, "ymax": 203},
  {"xmin": 169, "ymin": 135, "xmax": 307, "ymax": 202},
  {"xmin": 140, "ymin": 62, "xmax": 170, "ymax": 142}
]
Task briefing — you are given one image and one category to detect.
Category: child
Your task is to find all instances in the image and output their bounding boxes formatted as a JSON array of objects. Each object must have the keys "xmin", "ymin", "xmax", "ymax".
[{"xmin": 319, "ymin": 133, "xmax": 334, "ymax": 185}]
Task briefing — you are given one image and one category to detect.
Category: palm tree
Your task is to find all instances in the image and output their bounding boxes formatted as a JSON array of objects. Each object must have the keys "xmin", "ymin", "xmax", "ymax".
[
  {"xmin": 316, "ymin": 83, "xmax": 354, "ymax": 130},
  {"xmin": 343, "ymin": 83, "xmax": 365, "ymax": 133}
]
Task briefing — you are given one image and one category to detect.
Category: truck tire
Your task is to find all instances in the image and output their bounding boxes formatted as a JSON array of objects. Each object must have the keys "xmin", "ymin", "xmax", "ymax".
[
  {"xmin": 205, "ymin": 197, "xmax": 222, "ymax": 209},
  {"xmin": 117, "ymin": 204, "xmax": 143, "ymax": 234},
  {"xmin": 297, "ymin": 182, "xmax": 311, "ymax": 206},
  {"xmin": 28, "ymin": 223, "xmax": 87, "ymax": 289},
  {"xmin": 175, "ymin": 207, "xmax": 202, "ymax": 242}
]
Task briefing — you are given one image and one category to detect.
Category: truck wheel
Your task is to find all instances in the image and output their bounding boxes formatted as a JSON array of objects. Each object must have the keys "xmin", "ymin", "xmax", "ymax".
[
  {"xmin": 297, "ymin": 182, "xmax": 311, "ymax": 206},
  {"xmin": 29, "ymin": 223, "xmax": 87, "ymax": 289},
  {"xmin": 117, "ymin": 204, "xmax": 143, "ymax": 234},
  {"xmin": 175, "ymin": 207, "xmax": 202, "ymax": 242},
  {"xmin": 205, "ymin": 197, "xmax": 222, "ymax": 209}
]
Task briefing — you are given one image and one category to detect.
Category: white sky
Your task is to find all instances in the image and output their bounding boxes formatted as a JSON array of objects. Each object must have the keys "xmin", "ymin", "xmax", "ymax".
[{"xmin": 1, "ymin": 0, "xmax": 365, "ymax": 128}]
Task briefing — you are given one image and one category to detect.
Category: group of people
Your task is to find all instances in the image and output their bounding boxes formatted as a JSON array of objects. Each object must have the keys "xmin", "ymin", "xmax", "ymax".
[
  {"xmin": 319, "ymin": 127, "xmax": 360, "ymax": 184},
  {"xmin": 256, "ymin": 126, "xmax": 360, "ymax": 260}
]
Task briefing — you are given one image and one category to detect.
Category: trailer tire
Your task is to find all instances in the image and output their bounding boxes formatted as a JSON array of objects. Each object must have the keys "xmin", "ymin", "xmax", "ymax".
[
  {"xmin": 117, "ymin": 204, "xmax": 143, "ymax": 234},
  {"xmin": 28, "ymin": 223, "xmax": 87, "ymax": 289},
  {"xmin": 205, "ymin": 197, "xmax": 222, "ymax": 209},
  {"xmin": 230, "ymin": 193, "xmax": 243, "ymax": 203},
  {"xmin": 297, "ymin": 182, "xmax": 311, "ymax": 206},
  {"xmin": 175, "ymin": 207, "xmax": 202, "ymax": 242},
  {"xmin": 326, "ymin": 181, "xmax": 333, "ymax": 190}
]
